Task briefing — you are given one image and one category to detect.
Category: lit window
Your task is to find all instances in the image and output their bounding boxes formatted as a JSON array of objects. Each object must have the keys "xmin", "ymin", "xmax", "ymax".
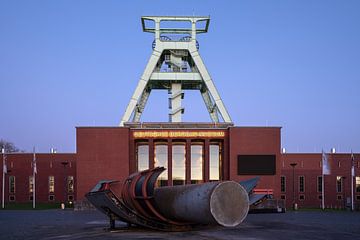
[
  {"xmin": 336, "ymin": 176, "xmax": 343, "ymax": 193},
  {"xmin": 172, "ymin": 143, "xmax": 186, "ymax": 185},
  {"xmin": 154, "ymin": 143, "xmax": 168, "ymax": 186},
  {"xmin": 191, "ymin": 144, "xmax": 203, "ymax": 184},
  {"xmin": 67, "ymin": 176, "xmax": 74, "ymax": 193},
  {"xmin": 209, "ymin": 144, "xmax": 221, "ymax": 180},
  {"xmin": 356, "ymin": 176, "xmax": 360, "ymax": 192},
  {"xmin": 137, "ymin": 144, "xmax": 149, "ymax": 172},
  {"xmin": 49, "ymin": 176, "xmax": 55, "ymax": 193},
  {"xmin": 29, "ymin": 176, "xmax": 34, "ymax": 193}
]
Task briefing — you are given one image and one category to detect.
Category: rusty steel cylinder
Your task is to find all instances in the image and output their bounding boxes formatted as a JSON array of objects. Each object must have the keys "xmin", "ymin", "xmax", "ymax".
[{"xmin": 153, "ymin": 181, "xmax": 249, "ymax": 227}]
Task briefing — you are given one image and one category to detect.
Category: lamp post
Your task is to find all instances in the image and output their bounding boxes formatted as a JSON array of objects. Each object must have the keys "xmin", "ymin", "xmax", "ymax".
[
  {"xmin": 61, "ymin": 161, "xmax": 69, "ymax": 208},
  {"xmin": 290, "ymin": 163, "xmax": 297, "ymax": 210}
]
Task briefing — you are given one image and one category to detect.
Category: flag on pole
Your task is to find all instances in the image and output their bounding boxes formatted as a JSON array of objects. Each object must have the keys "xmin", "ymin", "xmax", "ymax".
[
  {"xmin": 2, "ymin": 148, "xmax": 7, "ymax": 174},
  {"xmin": 33, "ymin": 147, "xmax": 37, "ymax": 174},
  {"xmin": 351, "ymin": 151, "xmax": 355, "ymax": 211},
  {"xmin": 2, "ymin": 158, "xmax": 7, "ymax": 174},
  {"xmin": 351, "ymin": 152, "xmax": 355, "ymax": 177},
  {"xmin": 322, "ymin": 150, "xmax": 331, "ymax": 175}
]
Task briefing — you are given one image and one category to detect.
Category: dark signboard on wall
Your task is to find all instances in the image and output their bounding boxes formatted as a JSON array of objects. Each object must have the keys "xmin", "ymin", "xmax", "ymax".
[{"xmin": 237, "ymin": 155, "xmax": 276, "ymax": 175}]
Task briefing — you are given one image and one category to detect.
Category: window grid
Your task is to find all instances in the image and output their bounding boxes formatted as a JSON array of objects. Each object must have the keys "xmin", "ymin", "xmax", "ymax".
[
  {"xmin": 29, "ymin": 176, "xmax": 34, "ymax": 193},
  {"xmin": 9, "ymin": 176, "xmax": 15, "ymax": 194},
  {"xmin": 49, "ymin": 176, "xmax": 55, "ymax": 193},
  {"xmin": 336, "ymin": 176, "xmax": 343, "ymax": 193},
  {"xmin": 280, "ymin": 176, "xmax": 286, "ymax": 193},
  {"xmin": 317, "ymin": 176, "xmax": 322, "ymax": 193},
  {"xmin": 299, "ymin": 176, "xmax": 305, "ymax": 193},
  {"xmin": 67, "ymin": 176, "xmax": 74, "ymax": 193}
]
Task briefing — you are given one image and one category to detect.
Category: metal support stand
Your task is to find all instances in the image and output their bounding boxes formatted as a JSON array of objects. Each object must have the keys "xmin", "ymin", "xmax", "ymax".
[{"xmin": 110, "ymin": 218, "xmax": 115, "ymax": 230}]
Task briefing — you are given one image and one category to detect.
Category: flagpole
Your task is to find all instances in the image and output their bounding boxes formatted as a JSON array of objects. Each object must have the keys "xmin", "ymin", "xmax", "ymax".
[
  {"xmin": 33, "ymin": 147, "xmax": 36, "ymax": 209},
  {"xmin": 351, "ymin": 171, "xmax": 354, "ymax": 211},
  {"xmin": 2, "ymin": 148, "xmax": 5, "ymax": 209},
  {"xmin": 322, "ymin": 172, "xmax": 325, "ymax": 210},
  {"xmin": 321, "ymin": 150, "xmax": 327, "ymax": 210},
  {"xmin": 321, "ymin": 150, "xmax": 324, "ymax": 209},
  {"xmin": 351, "ymin": 151, "xmax": 354, "ymax": 211}
]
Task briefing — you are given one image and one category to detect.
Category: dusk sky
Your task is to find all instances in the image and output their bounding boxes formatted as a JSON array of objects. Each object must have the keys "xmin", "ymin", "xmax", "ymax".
[{"xmin": 1, "ymin": 1, "xmax": 359, "ymax": 153}]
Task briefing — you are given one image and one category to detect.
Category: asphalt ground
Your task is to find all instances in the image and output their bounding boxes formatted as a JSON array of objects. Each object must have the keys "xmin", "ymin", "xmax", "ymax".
[{"xmin": 1, "ymin": 209, "xmax": 360, "ymax": 240}]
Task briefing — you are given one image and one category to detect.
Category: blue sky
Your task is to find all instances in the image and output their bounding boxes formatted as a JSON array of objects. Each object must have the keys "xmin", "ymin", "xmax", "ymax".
[{"xmin": 0, "ymin": 1, "xmax": 359, "ymax": 153}]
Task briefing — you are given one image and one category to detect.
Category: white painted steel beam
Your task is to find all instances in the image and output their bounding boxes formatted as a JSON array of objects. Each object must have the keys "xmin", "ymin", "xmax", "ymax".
[
  {"xmin": 120, "ymin": 49, "xmax": 162, "ymax": 126},
  {"xmin": 150, "ymin": 72, "xmax": 202, "ymax": 81},
  {"xmin": 190, "ymin": 50, "xmax": 232, "ymax": 123}
]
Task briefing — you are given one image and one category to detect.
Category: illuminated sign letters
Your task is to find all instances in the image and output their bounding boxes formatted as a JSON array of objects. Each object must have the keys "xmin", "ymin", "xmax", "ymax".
[{"xmin": 133, "ymin": 131, "xmax": 225, "ymax": 138}]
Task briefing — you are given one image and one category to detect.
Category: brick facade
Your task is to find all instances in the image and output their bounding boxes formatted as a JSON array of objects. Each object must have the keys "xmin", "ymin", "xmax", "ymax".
[{"xmin": 2, "ymin": 125, "xmax": 359, "ymax": 210}]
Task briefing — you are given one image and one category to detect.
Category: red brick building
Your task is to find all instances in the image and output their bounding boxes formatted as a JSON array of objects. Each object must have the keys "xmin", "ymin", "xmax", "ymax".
[
  {"xmin": 1, "ymin": 153, "xmax": 76, "ymax": 204},
  {"xmin": 1, "ymin": 124, "xmax": 359, "ymax": 210},
  {"xmin": 75, "ymin": 123, "xmax": 360, "ymax": 210}
]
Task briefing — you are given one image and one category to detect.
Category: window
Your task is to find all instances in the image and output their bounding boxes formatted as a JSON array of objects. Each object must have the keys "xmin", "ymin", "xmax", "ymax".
[
  {"xmin": 280, "ymin": 176, "xmax": 286, "ymax": 193},
  {"xmin": 67, "ymin": 176, "xmax": 74, "ymax": 193},
  {"xmin": 317, "ymin": 176, "xmax": 322, "ymax": 192},
  {"xmin": 154, "ymin": 143, "xmax": 168, "ymax": 186},
  {"xmin": 49, "ymin": 176, "xmax": 55, "ymax": 193},
  {"xmin": 9, "ymin": 195, "xmax": 15, "ymax": 202},
  {"xmin": 9, "ymin": 176, "xmax": 15, "ymax": 194},
  {"xmin": 68, "ymin": 195, "xmax": 74, "ymax": 202},
  {"xmin": 356, "ymin": 195, "xmax": 360, "ymax": 201},
  {"xmin": 299, "ymin": 194, "xmax": 305, "ymax": 201},
  {"xmin": 49, "ymin": 195, "xmax": 55, "ymax": 201},
  {"xmin": 318, "ymin": 195, "xmax": 322, "ymax": 200},
  {"xmin": 172, "ymin": 144, "xmax": 185, "ymax": 185},
  {"xmin": 280, "ymin": 195, "xmax": 286, "ymax": 200},
  {"xmin": 299, "ymin": 176, "xmax": 305, "ymax": 193},
  {"xmin": 356, "ymin": 176, "xmax": 360, "ymax": 192},
  {"xmin": 210, "ymin": 144, "xmax": 221, "ymax": 180},
  {"xmin": 29, "ymin": 195, "xmax": 33, "ymax": 201},
  {"xmin": 137, "ymin": 144, "xmax": 149, "ymax": 172},
  {"xmin": 29, "ymin": 176, "xmax": 34, "ymax": 193},
  {"xmin": 337, "ymin": 195, "xmax": 342, "ymax": 200},
  {"xmin": 336, "ymin": 176, "xmax": 343, "ymax": 193},
  {"xmin": 191, "ymin": 144, "xmax": 203, "ymax": 184}
]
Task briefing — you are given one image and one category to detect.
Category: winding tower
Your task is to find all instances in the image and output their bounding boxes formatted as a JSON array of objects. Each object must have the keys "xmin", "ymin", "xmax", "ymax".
[{"xmin": 120, "ymin": 16, "xmax": 232, "ymax": 126}]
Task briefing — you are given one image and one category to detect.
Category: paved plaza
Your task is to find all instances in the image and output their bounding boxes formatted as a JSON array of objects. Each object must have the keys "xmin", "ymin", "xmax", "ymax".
[{"xmin": 1, "ymin": 209, "xmax": 360, "ymax": 239}]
